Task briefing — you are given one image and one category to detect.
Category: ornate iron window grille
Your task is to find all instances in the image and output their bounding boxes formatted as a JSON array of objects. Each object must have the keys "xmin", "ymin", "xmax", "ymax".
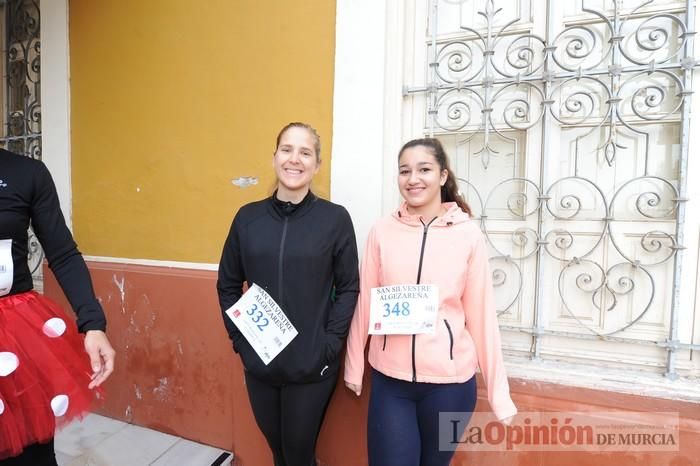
[
  {"xmin": 0, "ymin": 0, "xmax": 43, "ymax": 277},
  {"xmin": 405, "ymin": 0, "xmax": 700, "ymax": 379}
]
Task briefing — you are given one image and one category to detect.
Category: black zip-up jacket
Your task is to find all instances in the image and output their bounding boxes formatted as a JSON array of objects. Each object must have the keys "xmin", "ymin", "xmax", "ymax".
[
  {"xmin": 0, "ymin": 149, "xmax": 106, "ymax": 332},
  {"xmin": 217, "ymin": 192, "xmax": 359, "ymax": 384}
]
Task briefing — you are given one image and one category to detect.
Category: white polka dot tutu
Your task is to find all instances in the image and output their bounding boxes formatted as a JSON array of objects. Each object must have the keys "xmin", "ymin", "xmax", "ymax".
[{"xmin": 0, "ymin": 291, "xmax": 101, "ymax": 460}]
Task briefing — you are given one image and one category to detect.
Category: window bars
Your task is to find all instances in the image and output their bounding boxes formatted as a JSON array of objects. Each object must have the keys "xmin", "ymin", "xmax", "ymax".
[{"xmin": 405, "ymin": 0, "xmax": 700, "ymax": 379}]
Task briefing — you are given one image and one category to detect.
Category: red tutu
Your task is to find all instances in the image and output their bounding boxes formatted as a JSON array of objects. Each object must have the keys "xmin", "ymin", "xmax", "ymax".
[{"xmin": 0, "ymin": 291, "xmax": 100, "ymax": 459}]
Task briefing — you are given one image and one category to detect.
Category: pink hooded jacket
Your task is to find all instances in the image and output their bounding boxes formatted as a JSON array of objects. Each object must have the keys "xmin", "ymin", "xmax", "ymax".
[{"xmin": 344, "ymin": 202, "xmax": 517, "ymax": 421}]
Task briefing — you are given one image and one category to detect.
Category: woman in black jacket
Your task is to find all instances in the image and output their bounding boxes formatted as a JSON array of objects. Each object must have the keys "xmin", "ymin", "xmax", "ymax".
[{"xmin": 217, "ymin": 122, "xmax": 359, "ymax": 466}]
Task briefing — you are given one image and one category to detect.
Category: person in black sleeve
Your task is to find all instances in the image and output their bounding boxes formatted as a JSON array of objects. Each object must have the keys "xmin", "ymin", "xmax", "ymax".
[
  {"xmin": 217, "ymin": 122, "xmax": 359, "ymax": 466},
  {"xmin": 0, "ymin": 149, "xmax": 115, "ymax": 466}
]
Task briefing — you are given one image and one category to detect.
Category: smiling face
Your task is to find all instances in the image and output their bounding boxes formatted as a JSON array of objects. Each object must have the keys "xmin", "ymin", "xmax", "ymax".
[
  {"xmin": 398, "ymin": 145, "xmax": 448, "ymax": 217},
  {"xmin": 273, "ymin": 126, "xmax": 320, "ymax": 202}
]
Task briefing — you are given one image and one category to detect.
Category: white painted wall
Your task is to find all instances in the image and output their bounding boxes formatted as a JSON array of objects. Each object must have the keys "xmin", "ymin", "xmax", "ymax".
[
  {"xmin": 331, "ymin": 0, "xmax": 392, "ymax": 254},
  {"xmin": 40, "ymin": 0, "xmax": 72, "ymax": 229}
]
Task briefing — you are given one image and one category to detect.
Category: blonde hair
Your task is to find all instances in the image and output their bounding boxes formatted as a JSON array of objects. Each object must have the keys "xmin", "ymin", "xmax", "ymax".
[{"xmin": 275, "ymin": 122, "xmax": 321, "ymax": 162}]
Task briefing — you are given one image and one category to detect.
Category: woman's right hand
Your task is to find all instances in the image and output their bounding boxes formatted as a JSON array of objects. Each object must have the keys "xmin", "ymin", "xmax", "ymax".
[
  {"xmin": 84, "ymin": 330, "xmax": 116, "ymax": 389},
  {"xmin": 345, "ymin": 382, "xmax": 362, "ymax": 397}
]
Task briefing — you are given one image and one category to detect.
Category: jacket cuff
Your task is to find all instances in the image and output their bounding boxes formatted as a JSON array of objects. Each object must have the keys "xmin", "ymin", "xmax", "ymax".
[
  {"xmin": 325, "ymin": 333, "xmax": 343, "ymax": 362},
  {"xmin": 78, "ymin": 318, "xmax": 107, "ymax": 333},
  {"xmin": 492, "ymin": 398, "xmax": 518, "ymax": 422}
]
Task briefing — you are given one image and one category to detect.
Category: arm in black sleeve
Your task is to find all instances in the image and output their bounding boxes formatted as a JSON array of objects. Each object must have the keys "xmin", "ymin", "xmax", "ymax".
[
  {"xmin": 325, "ymin": 207, "xmax": 360, "ymax": 362},
  {"xmin": 30, "ymin": 162, "xmax": 106, "ymax": 333},
  {"xmin": 216, "ymin": 213, "xmax": 246, "ymax": 352}
]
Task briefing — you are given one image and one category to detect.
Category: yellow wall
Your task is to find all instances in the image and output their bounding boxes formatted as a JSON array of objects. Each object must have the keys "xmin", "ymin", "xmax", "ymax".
[{"xmin": 69, "ymin": 0, "xmax": 336, "ymax": 262}]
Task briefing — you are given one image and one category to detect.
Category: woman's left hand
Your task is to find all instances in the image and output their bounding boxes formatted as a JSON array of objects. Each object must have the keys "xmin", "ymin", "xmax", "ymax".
[{"xmin": 84, "ymin": 330, "xmax": 116, "ymax": 389}]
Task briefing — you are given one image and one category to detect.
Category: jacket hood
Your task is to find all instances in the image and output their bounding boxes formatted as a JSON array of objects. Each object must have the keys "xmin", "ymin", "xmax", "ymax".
[{"xmin": 392, "ymin": 201, "xmax": 470, "ymax": 227}]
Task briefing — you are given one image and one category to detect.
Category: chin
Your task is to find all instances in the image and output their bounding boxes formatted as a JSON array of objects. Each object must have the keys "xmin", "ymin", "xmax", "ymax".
[
  {"xmin": 405, "ymin": 201, "xmax": 425, "ymax": 209},
  {"xmin": 281, "ymin": 182, "xmax": 308, "ymax": 192},
  {"xmin": 404, "ymin": 194, "xmax": 425, "ymax": 204},
  {"xmin": 280, "ymin": 178, "xmax": 304, "ymax": 187}
]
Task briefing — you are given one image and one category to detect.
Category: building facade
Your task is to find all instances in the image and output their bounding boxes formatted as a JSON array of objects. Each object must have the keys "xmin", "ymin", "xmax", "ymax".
[{"xmin": 25, "ymin": 0, "xmax": 700, "ymax": 464}]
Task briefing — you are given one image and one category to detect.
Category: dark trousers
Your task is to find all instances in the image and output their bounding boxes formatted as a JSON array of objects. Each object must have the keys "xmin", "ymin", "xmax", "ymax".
[
  {"xmin": 367, "ymin": 369, "xmax": 477, "ymax": 466},
  {"xmin": 244, "ymin": 371, "xmax": 337, "ymax": 466},
  {"xmin": 0, "ymin": 440, "xmax": 57, "ymax": 466}
]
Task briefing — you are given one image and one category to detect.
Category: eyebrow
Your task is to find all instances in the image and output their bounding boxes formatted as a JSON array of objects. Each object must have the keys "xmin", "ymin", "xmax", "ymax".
[
  {"xmin": 279, "ymin": 144, "xmax": 314, "ymax": 152},
  {"xmin": 398, "ymin": 161, "xmax": 435, "ymax": 168}
]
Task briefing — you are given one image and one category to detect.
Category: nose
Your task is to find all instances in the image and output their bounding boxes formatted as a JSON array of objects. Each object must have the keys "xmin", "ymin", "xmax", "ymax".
[
  {"xmin": 407, "ymin": 170, "xmax": 419, "ymax": 184},
  {"xmin": 288, "ymin": 150, "xmax": 301, "ymax": 163}
]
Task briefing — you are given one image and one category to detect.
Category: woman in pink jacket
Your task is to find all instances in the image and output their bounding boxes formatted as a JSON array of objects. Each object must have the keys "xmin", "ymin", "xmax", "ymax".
[{"xmin": 344, "ymin": 138, "xmax": 516, "ymax": 466}]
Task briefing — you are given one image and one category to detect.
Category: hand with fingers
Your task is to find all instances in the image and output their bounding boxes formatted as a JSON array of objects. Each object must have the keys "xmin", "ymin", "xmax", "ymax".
[
  {"xmin": 345, "ymin": 382, "xmax": 362, "ymax": 397},
  {"xmin": 84, "ymin": 330, "xmax": 116, "ymax": 389}
]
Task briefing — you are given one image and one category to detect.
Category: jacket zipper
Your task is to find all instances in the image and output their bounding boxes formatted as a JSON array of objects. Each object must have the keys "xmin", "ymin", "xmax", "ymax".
[
  {"xmin": 278, "ymin": 217, "xmax": 289, "ymax": 302},
  {"xmin": 444, "ymin": 319, "xmax": 454, "ymax": 360},
  {"xmin": 411, "ymin": 217, "xmax": 437, "ymax": 382}
]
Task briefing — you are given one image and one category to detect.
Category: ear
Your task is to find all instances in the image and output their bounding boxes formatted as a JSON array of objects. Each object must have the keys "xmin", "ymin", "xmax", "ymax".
[{"xmin": 440, "ymin": 169, "xmax": 448, "ymax": 186}]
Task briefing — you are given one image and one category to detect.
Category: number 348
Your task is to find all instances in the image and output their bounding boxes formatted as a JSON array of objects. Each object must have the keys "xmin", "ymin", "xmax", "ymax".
[{"xmin": 383, "ymin": 302, "xmax": 410, "ymax": 317}]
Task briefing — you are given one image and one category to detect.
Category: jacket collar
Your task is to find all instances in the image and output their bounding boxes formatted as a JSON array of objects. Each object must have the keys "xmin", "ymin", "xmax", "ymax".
[
  {"xmin": 267, "ymin": 190, "xmax": 317, "ymax": 219},
  {"xmin": 392, "ymin": 201, "xmax": 469, "ymax": 227}
]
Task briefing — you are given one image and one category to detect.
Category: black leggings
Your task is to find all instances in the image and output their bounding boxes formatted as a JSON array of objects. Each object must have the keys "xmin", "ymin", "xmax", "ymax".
[
  {"xmin": 0, "ymin": 440, "xmax": 57, "ymax": 466},
  {"xmin": 244, "ymin": 371, "xmax": 337, "ymax": 466}
]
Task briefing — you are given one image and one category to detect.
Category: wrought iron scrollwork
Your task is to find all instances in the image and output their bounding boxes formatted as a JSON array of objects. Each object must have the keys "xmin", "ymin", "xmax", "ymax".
[
  {"xmin": 27, "ymin": 228, "xmax": 42, "ymax": 274},
  {"xmin": 490, "ymin": 255, "xmax": 523, "ymax": 315},
  {"xmin": 1, "ymin": 0, "xmax": 41, "ymax": 159},
  {"xmin": 0, "ymin": 0, "xmax": 44, "ymax": 282},
  {"xmin": 408, "ymin": 0, "xmax": 698, "ymax": 374},
  {"xmin": 558, "ymin": 259, "xmax": 655, "ymax": 336}
]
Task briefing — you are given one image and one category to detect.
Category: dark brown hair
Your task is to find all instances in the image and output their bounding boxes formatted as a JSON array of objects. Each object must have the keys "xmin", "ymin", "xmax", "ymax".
[
  {"xmin": 398, "ymin": 138, "xmax": 472, "ymax": 216},
  {"xmin": 275, "ymin": 122, "xmax": 321, "ymax": 162}
]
